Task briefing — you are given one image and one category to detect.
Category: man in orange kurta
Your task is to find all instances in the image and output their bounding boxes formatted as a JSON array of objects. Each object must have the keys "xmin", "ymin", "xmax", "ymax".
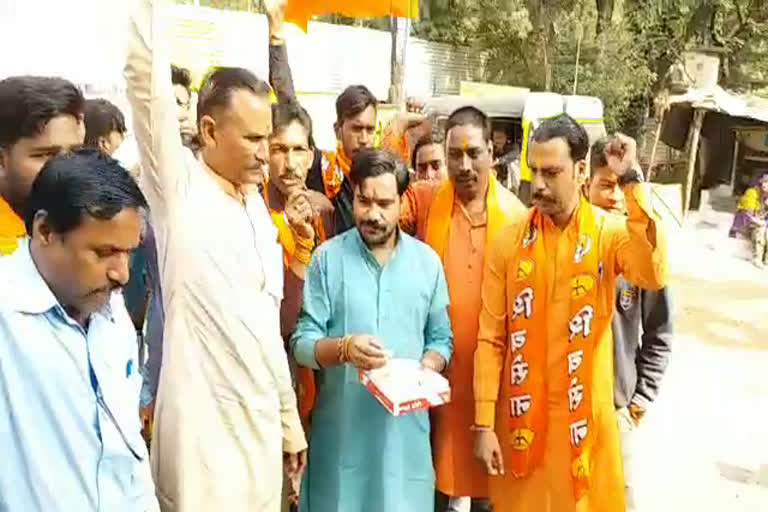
[
  {"xmin": 473, "ymin": 116, "xmax": 667, "ymax": 512},
  {"xmin": 401, "ymin": 106, "xmax": 525, "ymax": 511}
]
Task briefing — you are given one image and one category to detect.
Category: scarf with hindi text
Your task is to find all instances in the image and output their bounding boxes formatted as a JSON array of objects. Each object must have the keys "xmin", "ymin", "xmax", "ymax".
[{"xmin": 506, "ymin": 196, "xmax": 607, "ymax": 500}]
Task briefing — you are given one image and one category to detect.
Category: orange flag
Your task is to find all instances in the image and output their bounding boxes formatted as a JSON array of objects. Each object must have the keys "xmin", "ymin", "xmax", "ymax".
[{"xmin": 286, "ymin": 0, "xmax": 419, "ymax": 31}]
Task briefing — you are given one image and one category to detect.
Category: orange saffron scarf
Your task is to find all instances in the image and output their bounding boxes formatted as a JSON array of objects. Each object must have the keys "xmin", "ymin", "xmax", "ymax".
[
  {"xmin": 322, "ymin": 130, "xmax": 410, "ymax": 200},
  {"xmin": 263, "ymin": 185, "xmax": 327, "ymax": 265},
  {"xmin": 424, "ymin": 176, "xmax": 509, "ymax": 261},
  {"xmin": 507, "ymin": 196, "xmax": 606, "ymax": 500},
  {"xmin": 0, "ymin": 197, "xmax": 25, "ymax": 256},
  {"xmin": 321, "ymin": 142, "xmax": 352, "ymax": 200}
]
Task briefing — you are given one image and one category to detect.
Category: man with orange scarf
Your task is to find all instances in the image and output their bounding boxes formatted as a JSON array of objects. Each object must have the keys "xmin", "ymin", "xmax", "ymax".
[
  {"xmin": 267, "ymin": 0, "xmax": 413, "ymax": 235},
  {"xmin": 400, "ymin": 106, "xmax": 525, "ymax": 512},
  {"xmin": 0, "ymin": 76, "xmax": 85, "ymax": 256},
  {"xmin": 265, "ymin": 101, "xmax": 334, "ymax": 509},
  {"xmin": 266, "ymin": 101, "xmax": 334, "ymax": 415},
  {"xmin": 473, "ymin": 115, "xmax": 667, "ymax": 512}
]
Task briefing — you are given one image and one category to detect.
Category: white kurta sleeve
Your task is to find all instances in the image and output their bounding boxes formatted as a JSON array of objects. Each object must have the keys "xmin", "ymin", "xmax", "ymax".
[{"xmin": 124, "ymin": 0, "xmax": 189, "ymax": 217}]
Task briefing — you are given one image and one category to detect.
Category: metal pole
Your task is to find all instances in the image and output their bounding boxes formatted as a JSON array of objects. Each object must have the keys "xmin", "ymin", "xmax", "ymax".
[
  {"xmin": 729, "ymin": 137, "xmax": 740, "ymax": 191},
  {"xmin": 684, "ymin": 108, "xmax": 705, "ymax": 216},
  {"xmin": 646, "ymin": 106, "xmax": 667, "ymax": 182},
  {"xmin": 573, "ymin": 23, "xmax": 583, "ymax": 95}
]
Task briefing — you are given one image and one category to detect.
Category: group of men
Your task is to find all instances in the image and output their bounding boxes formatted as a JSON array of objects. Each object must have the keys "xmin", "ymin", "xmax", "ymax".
[{"xmin": 0, "ymin": 1, "xmax": 672, "ymax": 511}]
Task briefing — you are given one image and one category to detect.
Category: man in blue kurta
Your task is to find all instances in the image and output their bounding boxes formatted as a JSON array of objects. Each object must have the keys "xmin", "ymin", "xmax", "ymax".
[{"xmin": 292, "ymin": 148, "xmax": 453, "ymax": 512}]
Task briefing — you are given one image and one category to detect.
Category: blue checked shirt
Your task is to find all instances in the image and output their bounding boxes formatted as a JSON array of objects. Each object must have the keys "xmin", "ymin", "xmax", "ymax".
[{"xmin": 0, "ymin": 242, "xmax": 158, "ymax": 512}]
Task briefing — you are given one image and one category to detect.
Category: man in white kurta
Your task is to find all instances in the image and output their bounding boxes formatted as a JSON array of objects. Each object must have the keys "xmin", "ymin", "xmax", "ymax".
[{"xmin": 124, "ymin": 1, "xmax": 307, "ymax": 510}]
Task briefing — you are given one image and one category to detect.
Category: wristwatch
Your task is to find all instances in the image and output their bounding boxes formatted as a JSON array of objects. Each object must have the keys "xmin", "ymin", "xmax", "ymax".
[{"xmin": 618, "ymin": 168, "xmax": 644, "ymax": 187}]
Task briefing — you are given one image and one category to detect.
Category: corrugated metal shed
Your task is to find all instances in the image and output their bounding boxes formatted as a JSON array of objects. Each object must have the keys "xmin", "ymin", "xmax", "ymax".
[{"xmin": 405, "ymin": 38, "xmax": 487, "ymax": 97}]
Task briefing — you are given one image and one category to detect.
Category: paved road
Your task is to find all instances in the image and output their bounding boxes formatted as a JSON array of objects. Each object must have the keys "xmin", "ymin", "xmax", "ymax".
[{"xmin": 632, "ymin": 216, "xmax": 768, "ymax": 511}]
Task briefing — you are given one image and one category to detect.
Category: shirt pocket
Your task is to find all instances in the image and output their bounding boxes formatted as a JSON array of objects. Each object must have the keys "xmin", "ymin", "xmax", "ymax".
[{"xmin": 98, "ymin": 355, "xmax": 148, "ymax": 462}]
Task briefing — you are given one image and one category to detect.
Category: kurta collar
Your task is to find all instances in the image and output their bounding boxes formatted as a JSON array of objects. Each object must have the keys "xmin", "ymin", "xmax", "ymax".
[{"xmin": 352, "ymin": 226, "xmax": 404, "ymax": 269}]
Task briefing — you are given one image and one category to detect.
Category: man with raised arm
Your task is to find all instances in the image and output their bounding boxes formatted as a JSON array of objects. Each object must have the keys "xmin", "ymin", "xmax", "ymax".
[{"xmin": 125, "ymin": 1, "xmax": 306, "ymax": 510}]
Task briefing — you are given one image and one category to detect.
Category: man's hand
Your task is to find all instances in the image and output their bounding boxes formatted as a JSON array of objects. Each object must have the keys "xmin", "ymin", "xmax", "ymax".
[
  {"xmin": 347, "ymin": 335, "xmax": 389, "ymax": 370},
  {"xmin": 283, "ymin": 449, "xmax": 307, "ymax": 505},
  {"xmin": 420, "ymin": 351, "xmax": 446, "ymax": 373},
  {"xmin": 474, "ymin": 429, "xmax": 505, "ymax": 476},
  {"xmin": 283, "ymin": 449, "xmax": 307, "ymax": 481},
  {"xmin": 264, "ymin": 0, "xmax": 287, "ymax": 43},
  {"xmin": 628, "ymin": 403, "xmax": 646, "ymax": 425},
  {"xmin": 285, "ymin": 189, "xmax": 315, "ymax": 241},
  {"xmin": 140, "ymin": 401, "xmax": 155, "ymax": 444},
  {"xmin": 616, "ymin": 407, "xmax": 636, "ymax": 433},
  {"xmin": 604, "ymin": 133, "xmax": 640, "ymax": 178}
]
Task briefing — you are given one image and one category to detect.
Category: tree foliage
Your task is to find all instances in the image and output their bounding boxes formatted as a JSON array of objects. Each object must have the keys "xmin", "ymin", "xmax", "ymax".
[{"xmin": 410, "ymin": 0, "xmax": 768, "ymax": 132}]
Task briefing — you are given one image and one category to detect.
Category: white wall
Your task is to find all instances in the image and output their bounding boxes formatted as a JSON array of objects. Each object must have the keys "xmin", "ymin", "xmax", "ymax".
[{"xmin": 0, "ymin": 0, "xmax": 485, "ymax": 153}]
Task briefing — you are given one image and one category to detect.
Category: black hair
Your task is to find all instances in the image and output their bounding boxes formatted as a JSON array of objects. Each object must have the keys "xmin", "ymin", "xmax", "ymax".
[
  {"xmin": 445, "ymin": 106, "xmax": 492, "ymax": 141},
  {"xmin": 589, "ymin": 136, "xmax": 611, "ymax": 177},
  {"xmin": 24, "ymin": 148, "xmax": 148, "ymax": 234},
  {"xmin": 197, "ymin": 67, "xmax": 271, "ymax": 124},
  {"xmin": 171, "ymin": 65, "xmax": 192, "ymax": 93},
  {"xmin": 350, "ymin": 148, "xmax": 410, "ymax": 196},
  {"xmin": 0, "ymin": 76, "xmax": 85, "ymax": 149},
  {"xmin": 532, "ymin": 114, "xmax": 589, "ymax": 162},
  {"xmin": 83, "ymin": 99, "xmax": 127, "ymax": 147},
  {"xmin": 271, "ymin": 102, "xmax": 314, "ymax": 147},
  {"xmin": 411, "ymin": 134, "xmax": 441, "ymax": 170},
  {"xmin": 336, "ymin": 85, "xmax": 378, "ymax": 122}
]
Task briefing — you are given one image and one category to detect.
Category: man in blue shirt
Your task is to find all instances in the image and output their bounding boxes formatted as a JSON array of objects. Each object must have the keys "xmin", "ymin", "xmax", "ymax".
[
  {"xmin": 292, "ymin": 149, "xmax": 453, "ymax": 511},
  {"xmin": 0, "ymin": 149, "xmax": 158, "ymax": 511}
]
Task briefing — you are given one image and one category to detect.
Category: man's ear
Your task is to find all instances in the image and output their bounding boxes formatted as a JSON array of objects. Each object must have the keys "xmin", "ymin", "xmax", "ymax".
[
  {"xmin": 98, "ymin": 136, "xmax": 110, "ymax": 154},
  {"xmin": 333, "ymin": 120, "xmax": 342, "ymax": 141},
  {"xmin": 0, "ymin": 148, "xmax": 9, "ymax": 197},
  {"xmin": 199, "ymin": 115, "xmax": 217, "ymax": 148},
  {"xmin": 31, "ymin": 210, "xmax": 54, "ymax": 245},
  {"xmin": 575, "ymin": 160, "xmax": 589, "ymax": 185}
]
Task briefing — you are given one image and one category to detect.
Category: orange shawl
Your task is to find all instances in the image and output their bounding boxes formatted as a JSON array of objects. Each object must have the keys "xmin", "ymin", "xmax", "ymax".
[
  {"xmin": 507, "ymin": 196, "xmax": 606, "ymax": 499},
  {"xmin": 424, "ymin": 176, "xmax": 509, "ymax": 261},
  {"xmin": 320, "ymin": 142, "xmax": 351, "ymax": 201},
  {"xmin": 0, "ymin": 197, "xmax": 25, "ymax": 256}
]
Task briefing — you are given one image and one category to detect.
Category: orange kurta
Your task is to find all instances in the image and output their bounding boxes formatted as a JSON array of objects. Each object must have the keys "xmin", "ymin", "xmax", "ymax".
[
  {"xmin": 401, "ymin": 178, "xmax": 525, "ymax": 498},
  {"xmin": 474, "ymin": 183, "xmax": 667, "ymax": 512},
  {"xmin": 0, "ymin": 196, "xmax": 25, "ymax": 256}
]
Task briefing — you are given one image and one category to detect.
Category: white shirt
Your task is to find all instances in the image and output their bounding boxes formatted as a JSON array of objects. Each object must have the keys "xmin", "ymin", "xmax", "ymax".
[{"xmin": 125, "ymin": 1, "xmax": 306, "ymax": 510}]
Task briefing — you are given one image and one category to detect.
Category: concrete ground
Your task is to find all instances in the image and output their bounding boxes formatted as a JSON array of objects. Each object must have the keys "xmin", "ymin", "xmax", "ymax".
[{"xmin": 631, "ymin": 207, "xmax": 768, "ymax": 511}]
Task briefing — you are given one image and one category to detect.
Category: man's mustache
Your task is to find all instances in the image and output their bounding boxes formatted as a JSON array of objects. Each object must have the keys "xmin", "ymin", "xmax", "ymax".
[
  {"xmin": 89, "ymin": 285, "xmax": 120, "ymax": 297},
  {"xmin": 362, "ymin": 221, "xmax": 386, "ymax": 230}
]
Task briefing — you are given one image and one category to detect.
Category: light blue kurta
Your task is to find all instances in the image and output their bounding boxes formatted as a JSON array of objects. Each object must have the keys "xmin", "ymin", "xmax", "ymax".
[{"xmin": 292, "ymin": 229, "xmax": 453, "ymax": 512}]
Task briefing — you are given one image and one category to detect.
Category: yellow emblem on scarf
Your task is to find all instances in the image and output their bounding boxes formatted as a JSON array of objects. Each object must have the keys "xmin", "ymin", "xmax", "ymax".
[
  {"xmin": 511, "ymin": 428, "xmax": 535, "ymax": 450},
  {"xmin": 517, "ymin": 259, "xmax": 534, "ymax": 281},
  {"xmin": 570, "ymin": 274, "xmax": 595, "ymax": 298}
]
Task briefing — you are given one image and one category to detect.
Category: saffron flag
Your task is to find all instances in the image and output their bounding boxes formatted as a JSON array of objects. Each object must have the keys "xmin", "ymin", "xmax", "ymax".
[{"xmin": 286, "ymin": 0, "xmax": 419, "ymax": 31}]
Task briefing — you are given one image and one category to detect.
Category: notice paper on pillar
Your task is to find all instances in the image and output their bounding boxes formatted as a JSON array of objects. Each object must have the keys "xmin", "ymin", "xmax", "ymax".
[{"xmin": 359, "ymin": 359, "xmax": 451, "ymax": 416}]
